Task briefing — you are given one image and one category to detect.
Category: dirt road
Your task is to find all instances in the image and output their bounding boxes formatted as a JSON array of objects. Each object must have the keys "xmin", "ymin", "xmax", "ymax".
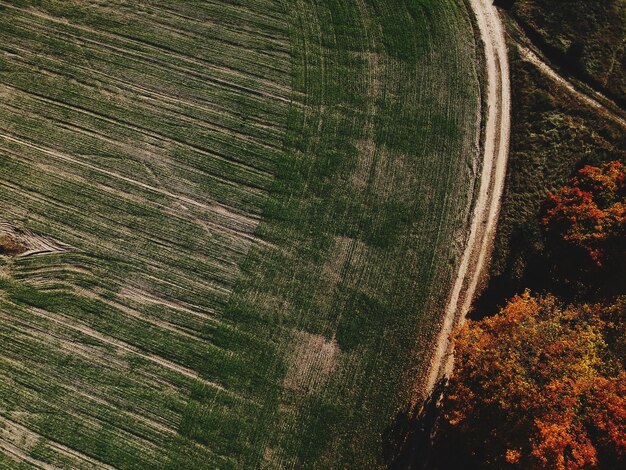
[
  {"xmin": 515, "ymin": 44, "xmax": 626, "ymax": 129},
  {"xmin": 424, "ymin": 0, "xmax": 511, "ymax": 394}
]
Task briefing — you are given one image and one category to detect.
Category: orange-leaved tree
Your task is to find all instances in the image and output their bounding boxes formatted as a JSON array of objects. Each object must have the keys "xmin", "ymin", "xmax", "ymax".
[
  {"xmin": 439, "ymin": 292, "xmax": 625, "ymax": 469},
  {"xmin": 541, "ymin": 161, "xmax": 625, "ymax": 267}
]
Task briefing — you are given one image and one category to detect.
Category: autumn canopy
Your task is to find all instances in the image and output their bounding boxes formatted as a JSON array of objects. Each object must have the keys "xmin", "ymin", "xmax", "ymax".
[
  {"xmin": 441, "ymin": 292, "xmax": 625, "ymax": 469},
  {"xmin": 542, "ymin": 161, "xmax": 626, "ymax": 267}
]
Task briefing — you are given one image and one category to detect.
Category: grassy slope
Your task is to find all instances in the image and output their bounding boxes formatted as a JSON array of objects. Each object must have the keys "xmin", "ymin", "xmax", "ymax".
[
  {"xmin": 0, "ymin": 0, "xmax": 480, "ymax": 468},
  {"xmin": 510, "ymin": 0, "xmax": 626, "ymax": 103},
  {"xmin": 479, "ymin": 30, "xmax": 626, "ymax": 314}
]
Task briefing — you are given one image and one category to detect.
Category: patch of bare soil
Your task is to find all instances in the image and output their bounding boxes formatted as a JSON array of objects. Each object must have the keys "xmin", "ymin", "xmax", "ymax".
[
  {"xmin": 283, "ymin": 331, "xmax": 340, "ymax": 395},
  {"xmin": 0, "ymin": 233, "xmax": 26, "ymax": 256}
]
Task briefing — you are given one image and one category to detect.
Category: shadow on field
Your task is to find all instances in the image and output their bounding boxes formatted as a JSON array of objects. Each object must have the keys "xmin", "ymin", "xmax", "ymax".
[
  {"xmin": 493, "ymin": 0, "xmax": 516, "ymax": 10},
  {"xmin": 382, "ymin": 380, "xmax": 447, "ymax": 470}
]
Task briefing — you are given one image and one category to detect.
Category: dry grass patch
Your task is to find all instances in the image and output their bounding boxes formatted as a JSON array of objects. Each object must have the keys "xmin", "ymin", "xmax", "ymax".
[{"xmin": 284, "ymin": 331, "xmax": 340, "ymax": 395}]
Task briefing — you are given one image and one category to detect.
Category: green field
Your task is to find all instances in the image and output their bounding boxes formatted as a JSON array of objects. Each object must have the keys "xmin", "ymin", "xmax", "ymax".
[{"xmin": 0, "ymin": 0, "xmax": 481, "ymax": 467}]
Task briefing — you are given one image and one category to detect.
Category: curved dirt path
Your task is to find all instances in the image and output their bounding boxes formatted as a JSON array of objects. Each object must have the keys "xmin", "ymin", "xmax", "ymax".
[
  {"xmin": 515, "ymin": 43, "xmax": 626, "ymax": 129},
  {"xmin": 424, "ymin": 0, "xmax": 511, "ymax": 394}
]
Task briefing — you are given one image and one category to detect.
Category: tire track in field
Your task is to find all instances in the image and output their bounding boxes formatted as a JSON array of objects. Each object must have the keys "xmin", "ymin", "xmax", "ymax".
[
  {"xmin": 0, "ymin": 437, "xmax": 55, "ymax": 469},
  {"xmin": 0, "ymin": 310, "xmax": 178, "ymax": 392},
  {"xmin": 0, "ymin": 139, "xmax": 263, "ymax": 248},
  {"xmin": 0, "ymin": 416, "xmax": 118, "ymax": 470},
  {"xmin": 143, "ymin": 2, "xmax": 289, "ymax": 44},
  {"xmin": 0, "ymin": 43, "xmax": 285, "ymax": 148},
  {"xmin": 5, "ymin": 394, "xmax": 164, "ymax": 461},
  {"xmin": 0, "ymin": 95, "xmax": 272, "ymax": 206},
  {"xmin": 0, "ymin": 130, "xmax": 260, "ymax": 226},
  {"xmin": 0, "ymin": 175, "xmax": 253, "ymax": 307},
  {"xmin": 1, "ymin": 357, "xmax": 169, "ymax": 461},
  {"xmin": 424, "ymin": 0, "xmax": 511, "ymax": 395},
  {"xmin": 0, "ymin": 82, "xmax": 274, "ymax": 185},
  {"xmin": 91, "ymin": 5, "xmax": 292, "ymax": 63},
  {"xmin": 0, "ymin": 176, "xmax": 246, "ymax": 293},
  {"xmin": 0, "ymin": 1, "xmax": 291, "ymax": 99},
  {"xmin": 4, "ymin": 43, "xmax": 285, "ymax": 139},
  {"xmin": 0, "ymin": 54, "xmax": 284, "ymax": 152},
  {"xmin": 22, "ymin": 305, "xmax": 231, "ymax": 394},
  {"xmin": 1, "ymin": 312, "xmax": 190, "ymax": 403}
]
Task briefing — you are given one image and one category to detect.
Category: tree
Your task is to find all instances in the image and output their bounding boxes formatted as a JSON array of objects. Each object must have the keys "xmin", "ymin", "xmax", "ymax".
[
  {"xmin": 438, "ymin": 292, "xmax": 625, "ymax": 469},
  {"xmin": 541, "ymin": 161, "xmax": 625, "ymax": 268}
]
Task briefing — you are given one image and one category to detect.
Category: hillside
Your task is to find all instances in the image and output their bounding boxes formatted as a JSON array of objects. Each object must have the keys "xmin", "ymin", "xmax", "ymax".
[
  {"xmin": 508, "ymin": 0, "xmax": 626, "ymax": 104},
  {"xmin": 478, "ymin": 2, "xmax": 626, "ymax": 313},
  {"xmin": 0, "ymin": 0, "xmax": 483, "ymax": 467}
]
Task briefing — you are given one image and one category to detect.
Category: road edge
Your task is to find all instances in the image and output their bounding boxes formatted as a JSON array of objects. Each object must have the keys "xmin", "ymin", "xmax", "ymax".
[{"xmin": 424, "ymin": 0, "xmax": 511, "ymax": 395}]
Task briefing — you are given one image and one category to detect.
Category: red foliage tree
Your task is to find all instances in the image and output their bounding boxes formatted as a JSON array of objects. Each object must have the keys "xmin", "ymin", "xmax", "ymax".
[
  {"xmin": 541, "ymin": 161, "xmax": 626, "ymax": 267},
  {"xmin": 440, "ymin": 292, "xmax": 625, "ymax": 469}
]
